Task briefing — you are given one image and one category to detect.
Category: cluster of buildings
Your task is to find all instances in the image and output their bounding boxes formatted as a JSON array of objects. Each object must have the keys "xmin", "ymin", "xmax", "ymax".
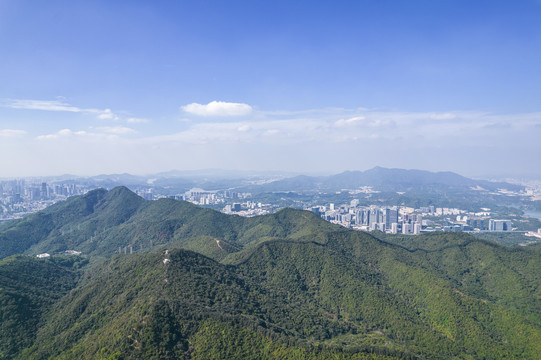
[
  {"xmin": 163, "ymin": 188, "xmax": 254, "ymax": 208},
  {"xmin": 0, "ymin": 180, "xmax": 83, "ymax": 203},
  {"xmin": 222, "ymin": 201, "xmax": 272, "ymax": 217},
  {"xmin": 0, "ymin": 180, "xmax": 88, "ymax": 221},
  {"xmin": 135, "ymin": 188, "xmax": 254, "ymax": 206},
  {"xmin": 308, "ymin": 200, "xmax": 513, "ymax": 235},
  {"xmin": 181, "ymin": 189, "xmax": 252, "ymax": 206},
  {"xmin": 0, "ymin": 179, "xmax": 519, "ymax": 236},
  {"xmin": 132, "ymin": 187, "xmax": 272, "ymax": 217}
]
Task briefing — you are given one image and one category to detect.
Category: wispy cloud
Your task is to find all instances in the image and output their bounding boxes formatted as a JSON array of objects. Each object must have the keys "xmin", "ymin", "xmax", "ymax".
[
  {"xmin": 6, "ymin": 105, "xmax": 540, "ymax": 177},
  {"xmin": 97, "ymin": 109, "xmax": 119, "ymax": 120},
  {"xmin": 36, "ymin": 128, "xmax": 120, "ymax": 141},
  {"xmin": 95, "ymin": 126, "xmax": 137, "ymax": 134},
  {"xmin": 36, "ymin": 129, "xmax": 88, "ymax": 140},
  {"xmin": 429, "ymin": 112, "xmax": 457, "ymax": 120},
  {"xmin": 27, "ymin": 105, "xmax": 541, "ymax": 147},
  {"xmin": 181, "ymin": 101, "xmax": 253, "ymax": 117},
  {"xmin": 0, "ymin": 129, "xmax": 26, "ymax": 137},
  {"xmin": 334, "ymin": 116, "xmax": 365, "ymax": 127},
  {"xmin": 2, "ymin": 99, "xmax": 120, "ymax": 121},
  {"xmin": 141, "ymin": 107, "xmax": 541, "ymax": 149},
  {"xmin": 142, "ymin": 116, "xmax": 387, "ymax": 146},
  {"xmin": 3, "ymin": 99, "xmax": 83, "ymax": 112}
]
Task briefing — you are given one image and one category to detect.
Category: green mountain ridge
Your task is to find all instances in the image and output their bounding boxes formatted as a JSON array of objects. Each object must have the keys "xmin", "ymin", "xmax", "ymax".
[
  {"xmin": 0, "ymin": 186, "xmax": 335, "ymax": 262},
  {"xmin": 1, "ymin": 187, "xmax": 540, "ymax": 359}
]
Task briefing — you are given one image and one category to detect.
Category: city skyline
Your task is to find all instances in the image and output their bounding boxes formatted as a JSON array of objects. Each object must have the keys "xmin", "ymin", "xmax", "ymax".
[{"xmin": 1, "ymin": 0, "xmax": 540, "ymax": 178}]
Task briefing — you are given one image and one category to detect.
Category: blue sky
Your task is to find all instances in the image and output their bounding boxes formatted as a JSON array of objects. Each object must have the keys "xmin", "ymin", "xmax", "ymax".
[{"xmin": 1, "ymin": 0, "xmax": 540, "ymax": 178}]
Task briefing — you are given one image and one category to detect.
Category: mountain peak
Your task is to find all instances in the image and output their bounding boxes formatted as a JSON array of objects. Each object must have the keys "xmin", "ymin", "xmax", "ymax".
[{"xmin": 105, "ymin": 185, "xmax": 139, "ymax": 199}]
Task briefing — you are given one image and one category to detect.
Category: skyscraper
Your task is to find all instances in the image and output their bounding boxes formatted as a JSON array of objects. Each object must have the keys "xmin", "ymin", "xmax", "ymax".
[
  {"xmin": 383, "ymin": 207, "xmax": 398, "ymax": 228},
  {"xmin": 40, "ymin": 182, "xmax": 48, "ymax": 200}
]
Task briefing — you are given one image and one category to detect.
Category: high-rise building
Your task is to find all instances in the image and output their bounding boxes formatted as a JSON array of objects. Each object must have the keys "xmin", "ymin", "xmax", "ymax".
[
  {"xmin": 383, "ymin": 207, "xmax": 398, "ymax": 228},
  {"xmin": 30, "ymin": 187, "xmax": 41, "ymax": 200},
  {"xmin": 369, "ymin": 208, "xmax": 380, "ymax": 227},
  {"xmin": 40, "ymin": 182, "xmax": 48, "ymax": 200},
  {"xmin": 362, "ymin": 208, "xmax": 370, "ymax": 225},
  {"xmin": 467, "ymin": 217, "xmax": 487, "ymax": 230},
  {"xmin": 489, "ymin": 219, "xmax": 512, "ymax": 231}
]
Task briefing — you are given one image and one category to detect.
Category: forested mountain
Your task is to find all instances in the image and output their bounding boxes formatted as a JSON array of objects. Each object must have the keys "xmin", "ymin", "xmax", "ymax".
[
  {"xmin": 0, "ymin": 255, "xmax": 84, "ymax": 359},
  {"xmin": 1, "ymin": 187, "xmax": 540, "ymax": 359},
  {"xmin": 240, "ymin": 167, "xmax": 523, "ymax": 193},
  {"xmin": 0, "ymin": 186, "xmax": 332, "ymax": 261}
]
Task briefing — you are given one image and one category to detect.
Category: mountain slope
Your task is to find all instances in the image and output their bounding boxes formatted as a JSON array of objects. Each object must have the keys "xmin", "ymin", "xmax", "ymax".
[
  {"xmin": 14, "ymin": 234, "xmax": 541, "ymax": 359},
  {"xmin": 20, "ymin": 249, "xmax": 401, "ymax": 360},
  {"xmin": 0, "ymin": 255, "xmax": 82, "ymax": 359},
  {"xmin": 1, "ymin": 188, "xmax": 541, "ymax": 359},
  {"xmin": 0, "ymin": 187, "xmax": 337, "ymax": 262},
  {"xmin": 0, "ymin": 187, "xmax": 143, "ymax": 259}
]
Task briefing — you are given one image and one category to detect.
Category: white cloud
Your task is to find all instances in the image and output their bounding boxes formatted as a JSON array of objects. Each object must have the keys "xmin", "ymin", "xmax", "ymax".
[
  {"xmin": 0, "ymin": 129, "xmax": 26, "ymax": 137},
  {"xmin": 36, "ymin": 128, "xmax": 122, "ymax": 141},
  {"xmin": 36, "ymin": 129, "xmax": 87, "ymax": 140},
  {"xmin": 96, "ymin": 126, "xmax": 137, "ymax": 134},
  {"xmin": 2, "ymin": 98, "xmax": 121, "ymax": 121},
  {"xmin": 142, "ymin": 116, "xmax": 381, "ymax": 146},
  {"xmin": 334, "ymin": 116, "xmax": 365, "ymax": 127},
  {"xmin": 181, "ymin": 101, "xmax": 253, "ymax": 117},
  {"xmin": 334, "ymin": 116, "xmax": 394, "ymax": 129},
  {"xmin": 3, "ymin": 99, "xmax": 83, "ymax": 112},
  {"xmin": 97, "ymin": 108, "xmax": 119, "ymax": 120},
  {"xmin": 2, "ymin": 104, "xmax": 539, "ymax": 177},
  {"xmin": 146, "ymin": 107, "xmax": 541, "ymax": 148}
]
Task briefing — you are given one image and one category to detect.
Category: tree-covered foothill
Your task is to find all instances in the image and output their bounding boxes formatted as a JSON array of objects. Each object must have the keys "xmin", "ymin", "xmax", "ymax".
[
  {"xmin": 0, "ymin": 255, "xmax": 83, "ymax": 359},
  {"xmin": 0, "ymin": 187, "xmax": 540, "ymax": 359}
]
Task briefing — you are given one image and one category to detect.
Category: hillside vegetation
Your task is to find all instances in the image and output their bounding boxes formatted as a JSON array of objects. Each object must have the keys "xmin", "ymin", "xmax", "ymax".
[
  {"xmin": 0, "ymin": 187, "xmax": 540, "ymax": 359},
  {"xmin": 0, "ymin": 255, "xmax": 83, "ymax": 359}
]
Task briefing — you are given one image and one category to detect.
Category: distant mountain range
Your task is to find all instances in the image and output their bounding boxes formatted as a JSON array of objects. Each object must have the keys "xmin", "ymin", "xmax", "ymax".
[
  {"xmin": 0, "ymin": 187, "xmax": 540, "ymax": 359},
  {"xmin": 31, "ymin": 167, "xmax": 524, "ymax": 196},
  {"xmin": 239, "ymin": 167, "xmax": 524, "ymax": 193}
]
